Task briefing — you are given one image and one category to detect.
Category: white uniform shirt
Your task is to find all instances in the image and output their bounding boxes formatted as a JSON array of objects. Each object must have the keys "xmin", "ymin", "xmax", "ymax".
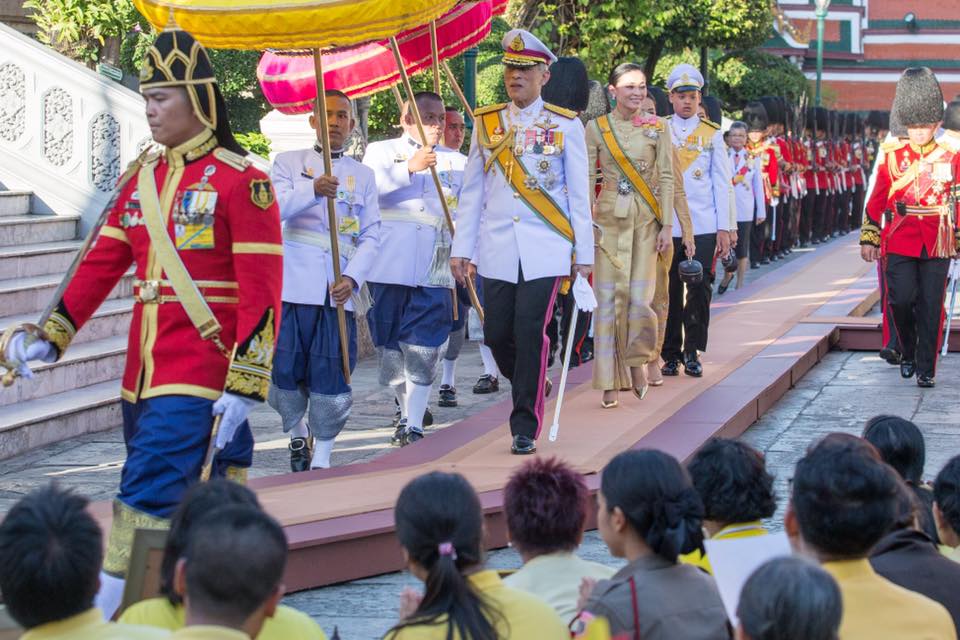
[
  {"xmin": 362, "ymin": 136, "xmax": 465, "ymax": 288},
  {"xmin": 668, "ymin": 114, "xmax": 733, "ymax": 237},
  {"xmin": 452, "ymin": 97, "xmax": 594, "ymax": 283},
  {"xmin": 271, "ymin": 147, "xmax": 380, "ymax": 310},
  {"xmin": 729, "ymin": 147, "xmax": 765, "ymax": 223}
]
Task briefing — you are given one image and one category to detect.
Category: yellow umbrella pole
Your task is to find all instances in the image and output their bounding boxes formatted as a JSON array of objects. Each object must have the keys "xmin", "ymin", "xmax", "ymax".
[
  {"xmin": 388, "ymin": 36, "xmax": 483, "ymax": 324},
  {"xmin": 390, "ymin": 84, "xmax": 404, "ymax": 112},
  {"xmin": 441, "ymin": 60, "xmax": 474, "ymax": 120},
  {"xmin": 313, "ymin": 48, "xmax": 352, "ymax": 384},
  {"xmin": 430, "ymin": 20, "xmax": 441, "ymax": 94}
]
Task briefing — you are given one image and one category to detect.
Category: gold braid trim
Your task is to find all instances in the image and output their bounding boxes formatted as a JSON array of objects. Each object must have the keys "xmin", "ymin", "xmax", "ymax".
[
  {"xmin": 224, "ymin": 465, "xmax": 249, "ymax": 485},
  {"xmin": 103, "ymin": 500, "xmax": 170, "ymax": 577},
  {"xmin": 859, "ymin": 221, "xmax": 881, "ymax": 248},
  {"xmin": 41, "ymin": 307, "xmax": 76, "ymax": 357},
  {"xmin": 225, "ymin": 307, "xmax": 275, "ymax": 401}
]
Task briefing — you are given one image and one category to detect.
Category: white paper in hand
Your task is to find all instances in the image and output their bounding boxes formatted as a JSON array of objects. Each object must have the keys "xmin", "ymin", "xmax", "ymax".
[
  {"xmin": 704, "ymin": 531, "xmax": 792, "ymax": 626},
  {"xmin": 572, "ymin": 273, "xmax": 597, "ymax": 312}
]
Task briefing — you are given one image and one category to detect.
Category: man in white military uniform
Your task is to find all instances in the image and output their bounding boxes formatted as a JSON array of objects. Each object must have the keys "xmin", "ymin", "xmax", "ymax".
[
  {"xmin": 363, "ymin": 91, "xmax": 462, "ymax": 446},
  {"xmin": 723, "ymin": 120, "xmax": 766, "ymax": 291},
  {"xmin": 661, "ymin": 64, "xmax": 732, "ymax": 379},
  {"xmin": 269, "ymin": 89, "xmax": 380, "ymax": 471},
  {"xmin": 451, "ymin": 29, "xmax": 593, "ymax": 455}
]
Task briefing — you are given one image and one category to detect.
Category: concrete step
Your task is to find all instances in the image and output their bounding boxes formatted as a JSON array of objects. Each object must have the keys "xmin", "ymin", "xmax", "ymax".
[
  {"xmin": 0, "ymin": 191, "xmax": 32, "ymax": 217},
  {"xmin": 0, "ymin": 380, "xmax": 121, "ymax": 461},
  {"xmin": 0, "ymin": 298, "xmax": 133, "ymax": 347},
  {"xmin": 0, "ymin": 214, "xmax": 79, "ymax": 247},
  {"xmin": 0, "ymin": 335, "xmax": 126, "ymax": 407},
  {"xmin": 0, "ymin": 271, "xmax": 133, "ymax": 316},
  {"xmin": 0, "ymin": 239, "xmax": 83, "ymax": 279}
]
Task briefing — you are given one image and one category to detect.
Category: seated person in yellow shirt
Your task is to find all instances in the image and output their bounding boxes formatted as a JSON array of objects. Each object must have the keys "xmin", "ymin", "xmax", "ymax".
[
  {"xmin": 785, "ymin": 434, "xmax": 957, "ymax": 640},
  {"xmin": 682, "ymin": 438, "xmax": 776, "ymax": 572},
  {"xmin": 0, "ymin": 485, "xmax": 168, "ymax": 640},
  {"xmin": 120, "ymin": 480, "xmax": 327, "ymax": 640},
  {"xmin": 736, "ymin": 556, "xmax": 841, "ymax": 640},
  {"xmin": 502, "ymin": 457, "xmax": 615, "ymax": 622},
  {"xmin": 934, "ymin": 455, "xmax": 960, "ymax": 564},
  {"xmin": 167, "ymin": 505, "xmax": 286, "ymax": 640},
  {"xmin": 384, "ymin": 471, "xmax": 569, "ymax": 640}
]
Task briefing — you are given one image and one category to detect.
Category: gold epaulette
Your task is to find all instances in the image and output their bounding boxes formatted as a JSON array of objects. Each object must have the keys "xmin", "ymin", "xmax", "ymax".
[
  {"xmin": 880, "ymin": 139, "xmax": 906, "ymax": 153},
  {"xmin": 544, "ymin": 103, "xmax": 577, "ymax": 119},
  {"xmin": 700, "ymin": 118, "xmax": 720, "ymax": 130},
  {"xmin": 214, "ymin": 147, "xmax": 252, "ymax": 172},
  {"xmin": 938, "ymin": 133, "xmax": 960, "ymax": 154},
  {"xmin": 474, "ymin": 103, "xmax": 507, "ymax": 116}
]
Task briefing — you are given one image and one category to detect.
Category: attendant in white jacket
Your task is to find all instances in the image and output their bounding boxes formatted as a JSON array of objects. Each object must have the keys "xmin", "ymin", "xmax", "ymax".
[
  {"xmin": 720, "ymin": 121, "xmax": 765, "ymax": 293},
  {"xmin": 268, "ymin": 90, "xmax": 380, "ymax": 470}
]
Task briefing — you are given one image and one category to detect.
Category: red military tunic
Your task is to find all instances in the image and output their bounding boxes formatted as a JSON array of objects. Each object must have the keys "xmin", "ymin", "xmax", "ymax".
[
  {"xmin": 775, "ymin": 135, "xmax": 793, "ymax": 199},
  {"xmin": 41, "ymin": 130, "xmax": 283, "ymax": 403},
  {"xmin": 861, "ymin": 138, "xmax": 960, "ymax": 259},
  {"xmin": 747, "ymin": 139, "xmax": 779, "ymax": 204}
]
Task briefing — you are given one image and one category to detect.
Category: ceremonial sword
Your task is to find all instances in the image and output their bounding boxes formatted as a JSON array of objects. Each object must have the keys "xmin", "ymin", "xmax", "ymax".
[{"xmin": 0, "ymin": 149, "xmax": 152, "ymax": 386}]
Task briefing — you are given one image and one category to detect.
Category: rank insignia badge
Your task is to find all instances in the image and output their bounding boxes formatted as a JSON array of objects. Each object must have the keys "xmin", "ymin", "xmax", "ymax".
[{"xmin": 249, "ymin": 179, "xmax": 275, "ymax": 210}]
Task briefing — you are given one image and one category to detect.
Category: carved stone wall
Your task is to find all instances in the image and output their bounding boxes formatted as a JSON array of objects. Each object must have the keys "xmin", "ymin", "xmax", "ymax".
[
  {"xmin": 42, "ymin": 87, "xmax": 73, "ymax": 166},
  {"xmin": 90, "ymin": 112, "xmax": 120, "ymax": 191},
  {"xmin": 0, "ymin": 62, "xmax": 24, "ymax": 142}
]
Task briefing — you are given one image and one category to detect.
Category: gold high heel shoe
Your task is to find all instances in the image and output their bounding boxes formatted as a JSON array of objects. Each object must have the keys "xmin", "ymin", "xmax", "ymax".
[
  {"xmin": 632, "ymin": 384, "xmax": 649, "ymax": 401},
  {"xmin": 600, "ymin": 391, "xmax": 619, "ymax": 409}
]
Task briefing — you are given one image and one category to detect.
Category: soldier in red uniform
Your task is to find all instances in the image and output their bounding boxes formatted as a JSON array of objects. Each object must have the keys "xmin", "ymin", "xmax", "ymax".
[
  {"xmin": 849, "ymin": 112, "xmax": 867, "ymax": 232},
  {"xmin": 861, "ymin": 67, "xmax": 960, "ymax": 388},
  {"xmin": 2, "ymin": 28, "xmax": 282, "ymax": 617},
  {"xmin": 744, "ymin": 101, "xmax": 777, "ymax": 269}
]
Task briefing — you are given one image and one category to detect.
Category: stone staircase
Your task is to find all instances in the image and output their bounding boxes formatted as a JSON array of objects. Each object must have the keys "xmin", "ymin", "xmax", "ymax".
[{"xmin": 0, "ymin": 190, "xmax": 132, "ymax": 459}]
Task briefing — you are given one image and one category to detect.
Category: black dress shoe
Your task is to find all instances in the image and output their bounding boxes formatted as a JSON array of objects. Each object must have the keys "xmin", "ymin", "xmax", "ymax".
[
  {"xmin": 683, "ymin": 353, "xmax": 703, "ymax": 377},
  {"xmin": 879, "ymin": 347, "xmax": 902, "ymax": 365},
  {"xmin": 900, "ymin": 361, "xmax": 916, "ymax": 379},
  {"xmin": 473, "ymin": 374, "xmax": 500, "ymax": 394},
  {"xmin": 391, "ymin": 419, "xmax": 408, "ymax": 446},
  {"xmin": 761, "ymin": 257, "xmax": 770, "ymax": 265},
  {"xmin": 661, "ymin": 360, "xmax": 682, "ymax": 376},
  {"xmin": 402, "ymin": 428, "xmax": 424, "ymax": 446},
  {"xmin": 423, "ymin": 408, "xmax": 434, "ymax": 427},
  {"xmin": 750, "ymin": 262, "xmax": 760, "ymax": 270},
  {"xmin": 812, "ymin": 238, "xmax": 821, "ymax": 245},
  {"xmin": 289, "ymin": 437, "xmax": 312, "ymax": 473},
  {"xmin": 800, "ymin": 241, "xmax": 810, "ymax": 248},
  {"xmin": 770, "ymin": 254, "xmax": 779, "ymax": 262},
  {"xmin": 511, "ymin": 434, "xmax": 537, "ymax": 455},
  {"xmin": 917, "ymin": 375, "xmax": 935, "ymax": 388},
  {"xmin": 439, "ymin": 384, "xmax": 457, "ymax": 407}
]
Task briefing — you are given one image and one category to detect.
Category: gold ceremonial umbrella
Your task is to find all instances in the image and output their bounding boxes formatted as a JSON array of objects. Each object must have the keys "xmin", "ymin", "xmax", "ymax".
[{"xmin": 133, "ymin": 0, "xmax": 461, "ymax": 383}]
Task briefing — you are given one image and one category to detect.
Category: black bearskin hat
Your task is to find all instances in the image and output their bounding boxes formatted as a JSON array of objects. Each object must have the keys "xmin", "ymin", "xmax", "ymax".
[
  {"xmin": 743, "ymin": 101, "xmax": 769, "ymax": 133},
  {"xmin": 893, "ymin": 67, "xmax": 944, "ymax": 127}
]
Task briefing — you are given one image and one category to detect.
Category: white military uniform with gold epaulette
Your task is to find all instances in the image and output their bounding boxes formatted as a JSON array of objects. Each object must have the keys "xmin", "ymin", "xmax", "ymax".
[
  {"xmin": 362, "ymin": 136, "xmax": 464, "ymax": 440},
  {"xmin": 452, "ymin": 29, "xmax": 593, "ymax": 450},
  {"xmin": 661, "ymin": 64, "xmax": 732, "ymax": 373},
  {"xmin": 267, "ymin": 145, "xmax": 380, "ymax": 467}
]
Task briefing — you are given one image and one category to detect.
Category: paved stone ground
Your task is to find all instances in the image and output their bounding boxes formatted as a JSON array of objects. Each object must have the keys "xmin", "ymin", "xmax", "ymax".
[{"xmin": 7, "ymin": 236, "xmax": 960, "ymax": 639}]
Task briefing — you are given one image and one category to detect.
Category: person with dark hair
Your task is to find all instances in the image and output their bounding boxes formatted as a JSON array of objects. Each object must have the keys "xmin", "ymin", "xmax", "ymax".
[
  {"xmin": 934, "ymin": 455, "xmax": 960, "ymax": 564},
  {"xmin": 269, "ymin": 89, "xmax": 380, "ymax": 472},
  {"xmin": 682, "ymin": 438, "xmax": 776, "ymax": 572},
  {"xmin": 120, "ymin": 480, "xmax": 326, "ymax": 639},
  {"xmin": 860, "ymin": 67, "xmax": 960, "ymax": 388},
  {"xmin": 863, "ymin": 414, "xmax": 926, "ymax": 483},
  {"xmin": 451, "ymin": 29, "xmax": 593, "ymax": 455},
  {"xmin": 735, "ymin": 556, "xmax": 842, "ymax": 640},
  {"xmin": 721, "ymin": 121, "xmax": 765, "ymax": 292},
  {"xmin": 588, "ymin": 61, "xmax": 691, "ymax": 408},
  {"xmin": 444, "ymin": 106, "xmax": 467, "ymax": 151},
  {"xmin": 785, "ymin": 435, "xmax": 955, "ymax": 639},
  {"xmin": 501, "ymin": 457, "xmax": 614, "ymax": 619},
  {"xmin": 2, "ymin": 28, "xmax": 284, "ymax": 620},
  {"xmin": 542, "ymin": 56, "xmax": 590, "ymax": 115},
  {"xmin": 870, "ymin": 479, "xmax": 960, "ymax": 631},
  {"xmin": 661, "ymin": 64, "xmax": 733, "ymax": 379},
  {"xmin": 363, "ymin": 90, "xmax": 465, "ymax": 446},
  {"xmin": 170, "ymin": 505, "xmax": 288, "ymax": 639},
  {"xmin": 385, "ymin": 471, "xmax": 568, "ymax": 639},
  {"xmin": 0, "ymin": 485, "xmax": 167, "ymax": 639},
  {"xmin": 578, "ymin": 449, "xmax": 729, "ymax": 639}
]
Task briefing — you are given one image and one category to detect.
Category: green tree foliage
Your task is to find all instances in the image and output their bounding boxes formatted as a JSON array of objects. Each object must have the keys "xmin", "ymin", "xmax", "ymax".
[
  {"xmin": 710, "ymin": 50, "xmax": 810, "ymax": 111},
  {"xmin": 24, "ymin": 0, "xmax": 138, "ymax": 66}
]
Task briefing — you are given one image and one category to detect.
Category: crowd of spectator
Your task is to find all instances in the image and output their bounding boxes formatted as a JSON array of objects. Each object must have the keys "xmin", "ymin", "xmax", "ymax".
[{"xmin": 2, "ymin": 414, "xmax": 960, "ymax": 639}]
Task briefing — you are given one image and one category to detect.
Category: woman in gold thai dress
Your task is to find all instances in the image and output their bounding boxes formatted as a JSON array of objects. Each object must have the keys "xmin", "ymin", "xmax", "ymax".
[{"xmin": 586, "ymin": 63, "xmax": 691, "ymax": 408}]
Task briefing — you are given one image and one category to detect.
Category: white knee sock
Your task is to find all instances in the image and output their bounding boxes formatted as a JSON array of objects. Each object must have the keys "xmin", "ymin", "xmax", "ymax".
[
  {"xmin": 394, "ymin": 385, "xmax": 408, "ymax": 420},
  {"xmin": 405, "ymin": 382, "xmax": 431, "ymax": 432},
  {"xmin": 289, "ymin": 419, "xmax": 309, "ymax": 439},
  {"xmin": 441, "ymin": 359, "xmax": 457, "ymax": 387},
  {"xmin": 95, "ymin": 571, "xmax": 126, "ymax": 620},
  {"xmin": 311, "ymin": 437, "xmax": 335, "ymax": 469},
  {"xmin": 479, "ymin": 344, "xmax": 500, "ymax": 377}
]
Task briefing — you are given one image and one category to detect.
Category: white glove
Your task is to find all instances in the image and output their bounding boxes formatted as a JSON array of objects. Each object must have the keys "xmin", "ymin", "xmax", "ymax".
[
  {"xmin": 572, "ymin": 273, "xmax": 598, "ymax": 313},
  {"xmin": 771, "ymin": 198, "xmax": 780, "ymax": 207},
  {"xmin": 5, "ymin": 332, "xmax": 55, "ymax": 380},
  {"xmin": 211, "ymin": 393, "xmax": 257, "ymax": 449}
]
